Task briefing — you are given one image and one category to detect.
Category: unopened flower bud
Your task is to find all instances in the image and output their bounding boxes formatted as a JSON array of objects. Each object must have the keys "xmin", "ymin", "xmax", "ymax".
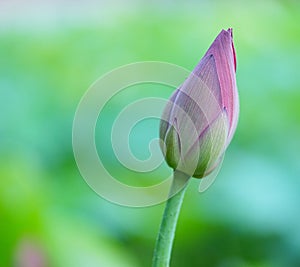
[{"xmin": 160, "ymin": 28, "xmax": 239, "ymax": 178}]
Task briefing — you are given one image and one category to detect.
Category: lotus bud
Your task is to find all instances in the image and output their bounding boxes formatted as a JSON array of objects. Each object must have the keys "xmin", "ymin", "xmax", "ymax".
[{"xmin": 160, "ymin": 28, "xmax": 239, "ymax": 178}]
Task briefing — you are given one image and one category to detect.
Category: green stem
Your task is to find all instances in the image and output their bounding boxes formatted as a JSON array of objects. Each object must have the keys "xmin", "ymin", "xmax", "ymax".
[{"xmin": 152, "ymin": 171, "xmax": 190, "ymax": 267}]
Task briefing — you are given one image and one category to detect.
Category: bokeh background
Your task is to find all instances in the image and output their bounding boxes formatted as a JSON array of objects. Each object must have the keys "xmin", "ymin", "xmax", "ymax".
[{"xmin": 1, "ymin": 0, "xmax": 300, "ymax": 266}]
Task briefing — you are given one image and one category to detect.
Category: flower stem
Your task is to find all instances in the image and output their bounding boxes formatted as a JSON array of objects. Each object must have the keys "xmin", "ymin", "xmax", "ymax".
[{"xmin": 152, "ymin": 170, "xmax": 190, "ymax": 267}]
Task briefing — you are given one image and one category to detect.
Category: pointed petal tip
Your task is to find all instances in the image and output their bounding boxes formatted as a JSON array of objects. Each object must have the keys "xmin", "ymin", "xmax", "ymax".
[
  {"xmin": 222, "ymin": 28, "xmax": 236, "ymax": 72},
  {"xmin": 227, "ymin": 28, "xmax": 233, "ymax": 36},
  {"xmin": 220, "ymin": 28, "xmax": 233, "ymax": 37}
]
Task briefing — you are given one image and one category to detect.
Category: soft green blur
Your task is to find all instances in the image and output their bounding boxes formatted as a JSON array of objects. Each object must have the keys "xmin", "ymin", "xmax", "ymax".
[{"xmin": 1, "ymin": 1, "xmax": 300, "ymax": 266}]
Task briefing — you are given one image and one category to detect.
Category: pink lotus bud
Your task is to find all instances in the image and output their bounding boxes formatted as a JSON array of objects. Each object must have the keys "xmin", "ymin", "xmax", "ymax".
[{"xmin": 160, "ymin": 28, "xmax": 239, "ymax": 178}]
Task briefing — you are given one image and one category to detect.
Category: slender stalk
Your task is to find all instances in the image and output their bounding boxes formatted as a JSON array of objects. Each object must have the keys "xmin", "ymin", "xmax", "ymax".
[{"xmin": 152, "ymin": 171, "xmax": 190, "ymax": 267}]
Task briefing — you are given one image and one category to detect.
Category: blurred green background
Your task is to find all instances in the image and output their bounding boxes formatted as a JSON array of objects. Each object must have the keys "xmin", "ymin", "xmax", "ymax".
[{"xmin": 1, "ymin": 0, "xmax": 300, "ymax": 266}]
